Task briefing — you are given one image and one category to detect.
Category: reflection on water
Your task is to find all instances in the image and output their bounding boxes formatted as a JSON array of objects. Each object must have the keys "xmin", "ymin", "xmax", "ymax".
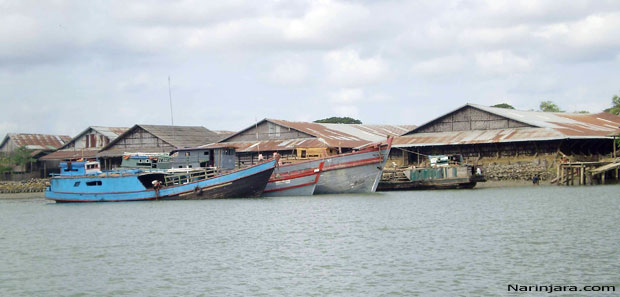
[{"xmin": 1, "ymin": 185, "xmax": 618, "ymax": 296}]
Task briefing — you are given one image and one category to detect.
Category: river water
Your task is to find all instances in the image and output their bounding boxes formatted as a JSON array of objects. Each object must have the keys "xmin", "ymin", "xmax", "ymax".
[{"xmin": 1, "ymin": 185, "xmax": 618, "ymax": 296}]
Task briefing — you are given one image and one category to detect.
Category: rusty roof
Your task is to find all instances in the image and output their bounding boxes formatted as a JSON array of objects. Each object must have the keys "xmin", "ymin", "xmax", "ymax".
[
  {"xmin": 407, "ymin": 103, "xmax": 620, "ymax": 135},
  {"xmin": 97, "ymin": 147, "xmax": 178, "ymax": 157},
  {"xmin": 40, "ymin": 150, "xmax": 99, "ymax": 161},
  {"xmin": 396, "ymin": 104, "xmax": 620, "ymax": 147},
  {"xmin": 217, "ymin": 119, "xmax": 413, "ymax": 149},
  {"xmin": 0, "ymin": 133, "xmax": 71, "ymax": 151},
  {"xmin": 203, "ymin": 138, "xmax": 337, "ymax": 152},
  {"xmin": 53, "ymin": 126, "xmax": 129, "ymax": 151},
  {"xmin": 394, "ymin": 114, "xmax": 620, "ymax": 148}
]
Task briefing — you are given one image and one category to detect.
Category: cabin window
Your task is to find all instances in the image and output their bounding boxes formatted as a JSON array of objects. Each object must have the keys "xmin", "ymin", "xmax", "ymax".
[
  {"xmin": 86, "ymin": 181, "xmax": 102, "ymax": 186},
  {"xmin": 301, "ymin": 150, "xmax": 307, "ymax": 158},
  {"xmin": 203, "ymin": 151, "xmax": 209, "ymax": 155},
  {"xmin": 74, "ymin": 182, "xmax": 80, "ymax": 187},
  {"xmin": 185, "ymin": 152, "xmax": 190, "ymax": 156},
  {"xmin": 188, "ymin": 165, "xmax": 192, "ymax": 168}
]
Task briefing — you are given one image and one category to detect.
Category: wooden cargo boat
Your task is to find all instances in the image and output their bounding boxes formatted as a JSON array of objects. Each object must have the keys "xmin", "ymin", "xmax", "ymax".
[
  {"xmin": 45, "ymin": 159, "xmax": 276, "ymax": 202},
  {"xmin": 263, "ymin": 161, "xmax": 324, "ymax": 197},
  {"xmin": 268, "ymin": 137, "xmax": 393, "ymax": 195}
]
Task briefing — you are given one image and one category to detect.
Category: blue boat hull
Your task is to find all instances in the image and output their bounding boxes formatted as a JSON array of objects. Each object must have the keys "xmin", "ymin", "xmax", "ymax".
[{"xmin": 46, "ymin": 160, "xmax": 276, "ymax": 202}]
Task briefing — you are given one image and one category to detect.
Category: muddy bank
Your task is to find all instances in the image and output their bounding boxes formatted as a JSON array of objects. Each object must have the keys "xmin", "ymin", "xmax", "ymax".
[
  {"xmin": 476, "ymin": 179, "xmax": 552, "ymax": 188},
  {"xmin": 0, "ymin": 179, "xmax": 48, "ymax": 194},
  {"xmin": 0, "ymin": 192, "xmax": 45, "ymax": 199}
]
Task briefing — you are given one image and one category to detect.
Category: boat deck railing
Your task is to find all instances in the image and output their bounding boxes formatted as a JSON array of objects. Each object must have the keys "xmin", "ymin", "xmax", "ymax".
[{"xmin": 163, "ymin": 168, "xmax": 219, "ymax": 186}]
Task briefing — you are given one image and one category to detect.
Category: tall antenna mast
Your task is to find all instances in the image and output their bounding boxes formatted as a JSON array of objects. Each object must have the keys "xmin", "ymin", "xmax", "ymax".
[{"xmin": 168, "ymin": 76, "xmax": 176, "ymax": 149}]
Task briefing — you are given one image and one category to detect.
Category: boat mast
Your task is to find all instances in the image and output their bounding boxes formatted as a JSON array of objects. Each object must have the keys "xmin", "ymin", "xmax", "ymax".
[{"xmin": 168, "ymin": 76, "xmax": 176, "ymax": 150}]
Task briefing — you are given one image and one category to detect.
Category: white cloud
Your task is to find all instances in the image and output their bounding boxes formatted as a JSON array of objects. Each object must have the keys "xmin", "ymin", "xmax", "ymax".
[
  {"xmin": 331, "ymin": 105, "xmax": 360, "ymax": 118},
  {"xmin": 2, "ymin": 0, "xmax": 620, "ymax": 138},
  {"xmin": 283, "ymin": 0, "xmax": 370, "ymax": 44},
  {"xmin": 330, "ymin": 88, "xmax": 364, "ymax": 104},
  {"xmin": 530, "ymin": 12, "xmax": 620, "ymax": 62},
  {"xmin": 475, "ymin": 50, "xmax": 532, "ymax": 75},
  {"xmin": 324, "ymin": 49, "xmax": 388, "ymax": 86},
  {"xmin": 412, "ymin": 54, "xmax": 467, "ymax": 75},
  {"xmin": 267, "ymin": 58, "xmax": 308, "ymax": 85}
]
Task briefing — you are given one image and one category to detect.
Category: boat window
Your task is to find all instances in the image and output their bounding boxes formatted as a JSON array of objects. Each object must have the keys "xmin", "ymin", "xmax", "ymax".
[
  {"xmin": 86, "ymin": 181, "xmax": 102, "ymax": 186},
  {"xmin": 203, "ymin": 151, "xmax": 209, "ymax": 155},
  {"xmin": 185, "ymin": 152, "xmax": 190, "ymax": 156},
  {"xmin": 74, "ymin": 182, "xmax": 80, "ymax": 187},
  {"xmin": 188, "ymin": 165, "xmax": 192, "ymax": 168}
]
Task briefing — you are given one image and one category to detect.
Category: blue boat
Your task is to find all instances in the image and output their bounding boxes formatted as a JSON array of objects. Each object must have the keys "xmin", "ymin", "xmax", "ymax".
[{"xmin": 45, "ymin": 159, "xmax": 277, "ymax": 202}]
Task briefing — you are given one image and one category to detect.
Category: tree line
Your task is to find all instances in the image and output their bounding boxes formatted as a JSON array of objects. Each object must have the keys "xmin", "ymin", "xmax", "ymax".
[{"xmin": 492, "ymin": 93, "xmax": 620, "ymax": 115}]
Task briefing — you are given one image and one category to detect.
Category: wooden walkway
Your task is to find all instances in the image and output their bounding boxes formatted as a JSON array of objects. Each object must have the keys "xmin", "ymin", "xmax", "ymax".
[{"xmin": 555, "ymin": 159, "xmax": 620, "ymax": 185}]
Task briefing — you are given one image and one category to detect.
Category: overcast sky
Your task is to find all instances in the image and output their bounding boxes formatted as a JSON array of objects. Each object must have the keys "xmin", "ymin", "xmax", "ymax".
[{"xmin": 2, "ymin": 0, "xmax": 620, "ymax": 138}]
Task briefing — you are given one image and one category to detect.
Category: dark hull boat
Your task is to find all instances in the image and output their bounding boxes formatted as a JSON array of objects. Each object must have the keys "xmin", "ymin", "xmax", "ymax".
[{"xmin": 46, "ymin": 160, "xmax": 276, "ymax": 202}]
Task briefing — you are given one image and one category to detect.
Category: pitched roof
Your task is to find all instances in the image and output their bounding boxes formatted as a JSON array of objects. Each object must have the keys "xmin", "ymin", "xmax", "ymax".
[
  {"xmin": 97, "ymin": 124, "xmax": 220, "ymax": 157},
  {"xmin": 395, "ymin": 104, "xmax": 620, "ymax": 147},
  {"xmin": 0, "ymin": 133, "xmax": 71, "ymax": 151},
  {"xmin": 137, "ymin": 124, "xmax": 220, "ymax": 148},
  {"xmin": 406, "ymin": 103, "xmax": 620, "ymax": 135},
  {"xmin": 217, "ymin": 118, "xmax": 413, "ymax": 149},
  {"xmin": 55, "ymin": 126, "xmax": 129, "ymax": 150}
]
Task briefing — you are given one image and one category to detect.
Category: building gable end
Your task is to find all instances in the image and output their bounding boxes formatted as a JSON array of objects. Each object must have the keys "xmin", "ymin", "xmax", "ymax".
[{"xmin": 407, "ymin": 105, "xmax": 534, "ymax": 134}]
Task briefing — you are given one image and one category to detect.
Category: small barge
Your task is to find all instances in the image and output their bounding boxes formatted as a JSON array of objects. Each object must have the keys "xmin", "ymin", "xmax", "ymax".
[{"xmin": 378, "ymin": 154, "xmax": 485, "ymax": 191}]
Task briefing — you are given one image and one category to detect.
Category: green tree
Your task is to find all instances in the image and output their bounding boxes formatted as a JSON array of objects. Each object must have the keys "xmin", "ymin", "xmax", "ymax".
[
  {"xmin": 603, "ymin": 94, "xmax": 620, "ymax": 115},
  {"xmin": 574, "ymin": 110, "xmax": 590, "ymax": 114},
  {"xmin": 1, "ymin": 147, "xmax": 36, "ymax": 172},
  {"xmin": 491, "ymin": 103, "xmax": 515, "ymax": 109},
  {"xmin": 11, "ymin": 147, "xmax": 35, "ymax": 166},
  {"xmin": 539, "ymin": 101, "xmax": 563, "ymax": 112},
  {"xmin": 0, "ymin": 155, "xmax": 12, "ymax": 173},
  {"xmin": 314, "ymin": 117, "xmax": 362, "ymax": 124}
]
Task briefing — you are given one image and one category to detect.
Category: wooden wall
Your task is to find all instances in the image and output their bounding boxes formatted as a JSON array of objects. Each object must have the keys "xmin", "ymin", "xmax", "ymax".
[
  {"xmin": 414, "ymin": 106, "xmax": 531, "ymax": 133},
  {"xmin": 105, "ymin": 127, "xmax": 174, "ymax": 150},
  {"xmin": 225, "ymin": 121, "xmax": 314, "ymax": 142}
]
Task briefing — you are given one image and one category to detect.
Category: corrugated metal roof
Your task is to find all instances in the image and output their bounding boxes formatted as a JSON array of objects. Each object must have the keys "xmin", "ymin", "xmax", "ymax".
[
  {"xmin": 407, "ymin": 103, "xmax": 620, "ymax": 135},
  {"xmin": 214, "ymin": 119, "xmax": 412, "ymax": 150},
  {"xmin": 393, "ymin": 125, "xmax": 620, "ymax": 148},
  {"xmin": 397, "ymin": 104, "xmax": 620, "ymax": 147},
  {"xmin": 203, "ymin": 138, "xmax": 359, "ymax": 152},
  {"xmin": 53, "ymin": 126, "xmax": 129, "ymax": 151},
  {"xmin": 97, "ymin": 124, "xmax": 221, "ymax": 156},
  {"xmin": 40, "ymin": 150, "xmax": 98, "ymax": 160},
  {"xmin": 97, "ymin": 147, "xmax": 177, "ymax": 157},
  {"xmin": 139, "ymin": 125, "xmax": 221, "ymax": 148},
  {"xmin": 471, "ymin": 104, "xmax": 620, "ymax": 131},
  {"xmin": 1, "ymin": 133, "xmax": 71, "ymax": 150},
  {"xmin": 270, "ymin": 119, "xmax": 411, "ymax": 139},
  {"xmin": 90, "ymin": 126, "xmax": 129, "ymax": 139}
]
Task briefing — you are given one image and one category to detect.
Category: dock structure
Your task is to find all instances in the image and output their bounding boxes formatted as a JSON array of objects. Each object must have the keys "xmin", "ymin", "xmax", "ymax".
[{"xmin": 556, "ymin": 159, "xmax": 620, "ymax": 185}]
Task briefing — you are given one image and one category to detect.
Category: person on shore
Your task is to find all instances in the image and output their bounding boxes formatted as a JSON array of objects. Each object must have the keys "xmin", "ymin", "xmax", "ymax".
[{"xmin": 532, "ymin": 174, "xmax": 540, "ymax": 185}]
